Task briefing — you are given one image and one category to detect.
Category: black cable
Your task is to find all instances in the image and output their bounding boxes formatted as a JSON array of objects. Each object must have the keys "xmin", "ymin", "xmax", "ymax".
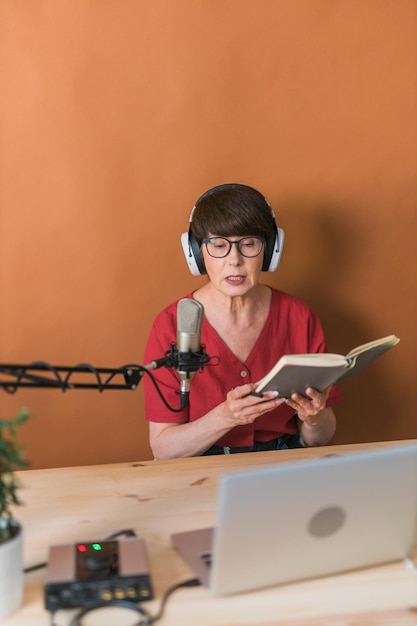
[
  {"xmin": 67, "ymin": 600, "xmax": 150, "ymax": 626},
  {"xmin": 30, "ymin": 361, "xmax": 66, "ymax": 390},
  {"xmin": 148, "ymin": 578, "xmax": 201, "ymax": 624},
  {"xmin": 143, "ymin": 368, "xmax": 185, "ymax": 413},
  {"xmin": 24, "ymin": 561, "xmax": 47, "ymax": 574},
  {"xmin": 63, "ymin": 363, "xmax": 104, "ymax": 392},
  {"xmin": 50, "ymin": 578, "xmax": 202, "ymax": 626},
  {"xmin": 104, "ymin": 529, "xmax": 137, "ymax": 540}
]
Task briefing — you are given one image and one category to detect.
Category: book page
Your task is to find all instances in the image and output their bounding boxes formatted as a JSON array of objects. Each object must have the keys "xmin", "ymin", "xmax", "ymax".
[{"xmin": 346, "ymin": 335, "xmax": 399, "ymax": 359}]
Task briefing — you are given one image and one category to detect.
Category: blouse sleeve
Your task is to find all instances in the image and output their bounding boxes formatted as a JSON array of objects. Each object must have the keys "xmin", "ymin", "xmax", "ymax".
[{"xmin": 143, "ymin": 306, "xmax": 190, "ymax": 423}]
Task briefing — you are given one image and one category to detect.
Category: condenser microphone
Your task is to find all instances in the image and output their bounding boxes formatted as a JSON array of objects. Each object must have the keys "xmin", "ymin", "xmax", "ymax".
[{"xmin": 176, "ymin": 298, "xmax": 204, "ymax": 407}]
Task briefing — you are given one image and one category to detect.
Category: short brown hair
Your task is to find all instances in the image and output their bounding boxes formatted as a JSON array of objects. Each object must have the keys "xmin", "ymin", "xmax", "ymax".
[{"xmin": 191, "ymin": 184, "xmax": 275, "ymax": 246}]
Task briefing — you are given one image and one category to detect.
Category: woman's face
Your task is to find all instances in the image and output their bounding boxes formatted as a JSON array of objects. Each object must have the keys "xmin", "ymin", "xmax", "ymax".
[{"xmin": 201, "ymin": 234, "xmax": 265, "ymax": 297}]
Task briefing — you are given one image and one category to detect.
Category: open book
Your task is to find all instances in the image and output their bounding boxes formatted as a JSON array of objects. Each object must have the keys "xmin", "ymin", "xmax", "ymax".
[{"xmin": 254, "ymin": 335, "xmax": 400, "ymax": 398}]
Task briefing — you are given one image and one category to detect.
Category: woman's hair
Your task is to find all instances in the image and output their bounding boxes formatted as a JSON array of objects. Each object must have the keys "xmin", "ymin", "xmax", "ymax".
[{"xmin": 191, "ymin": 185, "xmax": 275, "ymax": 246}]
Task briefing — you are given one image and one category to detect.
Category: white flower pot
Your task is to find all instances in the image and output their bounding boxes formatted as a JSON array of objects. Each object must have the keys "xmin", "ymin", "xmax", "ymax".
[{"xmin": 0, "ymin": 524, "xmax": 23, "ymax": 620}]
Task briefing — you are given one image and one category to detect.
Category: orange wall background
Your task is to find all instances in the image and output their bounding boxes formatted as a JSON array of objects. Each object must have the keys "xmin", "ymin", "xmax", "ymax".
[{"xmin": 1, "ymin": 0, "xmax": 416, "ymax": 469}]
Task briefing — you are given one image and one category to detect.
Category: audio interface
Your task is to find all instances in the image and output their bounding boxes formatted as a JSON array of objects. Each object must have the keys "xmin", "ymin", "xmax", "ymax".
[{"xmin": 44, "ymin": 537, "xmax": 153, "ymax": 611}]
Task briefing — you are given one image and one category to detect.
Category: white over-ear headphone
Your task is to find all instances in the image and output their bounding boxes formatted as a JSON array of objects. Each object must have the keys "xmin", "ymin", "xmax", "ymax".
[{"xmin": 181, "ymin": 183, "xmax": 285, "ymax": 276}]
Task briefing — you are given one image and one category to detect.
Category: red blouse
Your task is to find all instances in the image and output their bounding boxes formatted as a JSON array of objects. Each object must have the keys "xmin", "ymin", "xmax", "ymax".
[{"xmin": 143, "ymin": 289, "xmax": 341, "ymax": 447}]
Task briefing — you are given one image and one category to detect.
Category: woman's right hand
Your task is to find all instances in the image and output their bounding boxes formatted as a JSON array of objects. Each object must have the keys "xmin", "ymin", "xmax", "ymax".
[
  {"xmin": 149, "ymin": 384, "xmax": 285, "ymax": 460},
  {"xmin": 221, "ymin": 383, "xmax": 285, "ymax": 427}
]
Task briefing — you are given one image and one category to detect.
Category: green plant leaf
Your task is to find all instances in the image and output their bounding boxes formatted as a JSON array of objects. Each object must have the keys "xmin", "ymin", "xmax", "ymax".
[{"xmin": 0, "ymin": 408, "xmax": 31, "ymax": 538}]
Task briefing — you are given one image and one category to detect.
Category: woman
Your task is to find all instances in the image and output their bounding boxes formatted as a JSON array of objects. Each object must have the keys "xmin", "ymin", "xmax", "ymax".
[{"xmin": 144, "ymin": 183, "xmax": 340, "ymax": 459}]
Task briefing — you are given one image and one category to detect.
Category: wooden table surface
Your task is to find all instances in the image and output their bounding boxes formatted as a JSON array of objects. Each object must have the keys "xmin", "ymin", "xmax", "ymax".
[{"xmin": 3, "ymin": 440, "xmax": 417, "ymax": 625}]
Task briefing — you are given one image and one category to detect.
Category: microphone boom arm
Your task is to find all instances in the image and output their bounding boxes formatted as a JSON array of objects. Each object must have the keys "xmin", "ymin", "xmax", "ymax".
[
  {"xmin": 0, "ymin": 362, "xmax": 146, "ymax": 393},
  {"xmin": 0, "ymin": 344, "xmax": 213, "ymax": 398}
]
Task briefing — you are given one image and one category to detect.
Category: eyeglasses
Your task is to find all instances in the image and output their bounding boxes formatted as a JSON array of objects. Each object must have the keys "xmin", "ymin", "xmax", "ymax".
[{"xmin": 202, "ymin": 236, "xmax": 265, "ymax": 259}]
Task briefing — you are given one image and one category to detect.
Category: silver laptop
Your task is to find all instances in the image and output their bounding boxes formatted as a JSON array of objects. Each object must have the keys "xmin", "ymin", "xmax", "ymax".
[{"xmin": 171, "ymin": 444, "xmax": 417, "ymax": 595}]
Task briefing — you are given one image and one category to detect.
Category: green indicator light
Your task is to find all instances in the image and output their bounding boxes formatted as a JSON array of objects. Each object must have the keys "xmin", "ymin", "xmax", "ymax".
[{"xmin": 91, "ymin": 543, "xmax": 102, "ymax": 551}]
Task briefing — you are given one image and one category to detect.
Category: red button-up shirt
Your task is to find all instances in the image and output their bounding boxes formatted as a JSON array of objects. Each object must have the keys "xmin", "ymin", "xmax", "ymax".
[{"xmin": 144, "ymin": 289, "xmax": 341, "ymax": 447}]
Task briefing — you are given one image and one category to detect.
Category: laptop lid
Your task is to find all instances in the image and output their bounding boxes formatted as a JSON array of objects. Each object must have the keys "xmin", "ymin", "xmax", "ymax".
[{"xmin": 171, "ymin": 444, "xmax": 417, "ymax": 595}]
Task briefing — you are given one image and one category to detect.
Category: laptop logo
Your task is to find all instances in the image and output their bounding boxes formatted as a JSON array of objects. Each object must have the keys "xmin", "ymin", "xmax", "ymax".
[{"xmin": 308, "ymin": 506, "xmax": 346, "ymax": 538}]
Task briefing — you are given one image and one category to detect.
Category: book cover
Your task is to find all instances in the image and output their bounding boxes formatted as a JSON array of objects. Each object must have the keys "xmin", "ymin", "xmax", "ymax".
[{"xmin": 254, "ymin": 335, "xmax": 399, "ymax": 398}]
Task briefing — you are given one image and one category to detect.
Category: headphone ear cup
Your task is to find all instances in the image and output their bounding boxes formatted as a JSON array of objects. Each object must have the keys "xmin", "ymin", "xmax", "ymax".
[
  {"xmin": 263, "ymin": 226, "xmax": 285, "ymax": 272},
  {"xmin": 181, "ymin": 229, "xmax": 207, "ymax": 276}
]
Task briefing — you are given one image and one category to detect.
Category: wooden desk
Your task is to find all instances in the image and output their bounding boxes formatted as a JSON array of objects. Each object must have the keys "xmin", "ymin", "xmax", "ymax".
[{"xmin": 4, "ymin": 441, "xmax": 417, "ymax": 625}]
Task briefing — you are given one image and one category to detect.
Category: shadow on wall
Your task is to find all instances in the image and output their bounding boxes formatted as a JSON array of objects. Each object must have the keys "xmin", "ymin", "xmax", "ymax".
[{"xmin": 268, "ymin": 198, "xmax": 403, "ymax": 445}]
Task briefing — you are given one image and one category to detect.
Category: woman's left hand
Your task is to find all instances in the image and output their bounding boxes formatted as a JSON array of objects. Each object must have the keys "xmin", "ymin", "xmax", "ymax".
[
  {"xmin": 285, "ymin": 386, "xmax": 330, "ymax": 426},
  {"xmin": 285, "ymin": 386, "xmax": 336, "ymax": 446}
]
